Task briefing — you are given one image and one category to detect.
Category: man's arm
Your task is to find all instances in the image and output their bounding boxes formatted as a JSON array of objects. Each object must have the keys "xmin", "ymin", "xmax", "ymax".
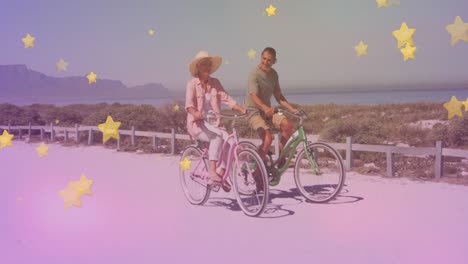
[
  {"xmin": 250, "ymin": 93, "xmax": 271, "ymax": 113},
  {"xmin": 273, "ymin": 84, "xmax": 298, "ymax": 113}
]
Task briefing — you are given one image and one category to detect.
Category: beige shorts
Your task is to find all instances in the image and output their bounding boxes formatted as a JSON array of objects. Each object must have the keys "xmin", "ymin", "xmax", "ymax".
[{"xmin": 247, "ymin": 112, "xmax": 286, "ymax": 131}]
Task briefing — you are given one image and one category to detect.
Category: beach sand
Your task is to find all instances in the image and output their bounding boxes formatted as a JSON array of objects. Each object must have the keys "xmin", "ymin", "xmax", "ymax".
[{"xmin": 2, "ymin": 141, "xmax": 468, "ymax": 264}]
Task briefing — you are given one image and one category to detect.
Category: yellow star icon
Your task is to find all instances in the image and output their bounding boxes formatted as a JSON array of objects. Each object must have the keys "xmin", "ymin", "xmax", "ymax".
[
  {"xmin": 462, "ymin": 98, "xmax": 468, "ymax": 112},
  {"xmin": 355, "ymin": 41, "xmax": 368, "ymax": 57},
  {"xmin": 265, "ymin": 5, "xmax": 277, "ymax": 16},
  {"xmin": 69, "ymin": 175, "xmax": 93, "ymax": 198},
  {"xmin": 173, "ymin": 104, "xmax": 180, "ymax": 112},
  {"xmin": 247, "ymin": 49, "xmax": 256, "ymax": 60},
  {"xmin": 87, "ymin": 72, "xmax": 97, "ymax": 84},
  {"xmin": 392, "ymin": 22, "xmax": 416, "ymax": 49},
  {"xmin": 97, "ymin": 115, "xmax": 121, "ymax": 143},
  {"xmin": 443, "ymin": 96, "xmax": 463, "ymax": 119},
  {"xmin": 446, "ymin": 16, "xmax": 468, "ymax": 46},
  {"xmin": 36, "ymin": 143, "xmax": 49, "ymax": 158},
  {"xmin": 376, "ymin": 0, "xmax": 389, "ymax": 8},
  {"xmin": 22, "ymin": 33, "xmax": 36, "ymax": 48},
  {"xmin": 148, "ymin": 29, "xmax": 155, "ymax": 36},
  {"xmin": 59, "ymin": 186, "xmax": 82, "ymax": 210},
  {"xmin": 180, "ymin": 157, "xmax": 192, "ymax": 172},
  {"xmin": 56, "ymin": 58, "xmax": 69, "ymax": 72},
  {"xmin": 400, "ymin": 43, "xmax": 416, "ymax": 61},
  {"xmin": 0, "ymin": 130, "xmax": 14, "ymax": 149}
]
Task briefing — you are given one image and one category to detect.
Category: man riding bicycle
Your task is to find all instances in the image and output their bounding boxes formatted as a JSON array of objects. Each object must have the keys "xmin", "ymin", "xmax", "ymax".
[{"xmin": 244, "ymin": 47, "xmax": 298, "ymax": 170}]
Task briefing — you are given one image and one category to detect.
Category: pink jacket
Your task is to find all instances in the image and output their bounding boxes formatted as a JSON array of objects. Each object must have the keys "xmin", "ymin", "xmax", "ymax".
[{"xmin": 185, "ymin": 77, "xmax": 237, "ymax": 137}]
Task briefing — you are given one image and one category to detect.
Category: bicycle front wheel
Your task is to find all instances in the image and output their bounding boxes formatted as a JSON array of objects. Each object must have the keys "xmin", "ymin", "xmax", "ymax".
[
  {"xmin": 179, "ymin": 146, "xmax": 211, "ymax": 205},
  {"xmin": 294, "ymin": 142, "xmax": 345, "ymax": 203},
  {"xmin": 231, "ymin": 148, "xmax": 269, "ymax": 217}
]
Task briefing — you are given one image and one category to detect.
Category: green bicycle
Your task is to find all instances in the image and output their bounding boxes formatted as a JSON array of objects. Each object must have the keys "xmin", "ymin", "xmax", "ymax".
[{"xmin": 247, "ymin": 108, "xmax": 345, "ymax": 203}]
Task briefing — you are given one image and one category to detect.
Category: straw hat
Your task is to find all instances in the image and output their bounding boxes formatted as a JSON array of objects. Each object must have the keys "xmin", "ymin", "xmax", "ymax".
[{"xmin": 189, "ymin": 51, "xmax": 222, "ymax": 77}]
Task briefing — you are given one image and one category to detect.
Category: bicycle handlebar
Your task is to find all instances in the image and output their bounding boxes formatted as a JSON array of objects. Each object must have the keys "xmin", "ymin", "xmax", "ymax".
[
  {"xmin": 207, "ymin": 110, "xmax": 249, "ymax": 119},
  {"xmin": 273, "ymin": 107, "xmax": 308, "ymax": 120}
]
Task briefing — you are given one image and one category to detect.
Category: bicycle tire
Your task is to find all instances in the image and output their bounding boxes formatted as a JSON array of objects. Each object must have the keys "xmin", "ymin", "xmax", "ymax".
[
  {"xmin": 179, "ymin": 146, "xmax": 211, "ymax": 205},
  {"xmin": 294, "ymin": 142, "xmax": 345, "ymax": 203},
  {"xmin": 231, "ymin": 148, "xmax": 269, "ymax": 217}
]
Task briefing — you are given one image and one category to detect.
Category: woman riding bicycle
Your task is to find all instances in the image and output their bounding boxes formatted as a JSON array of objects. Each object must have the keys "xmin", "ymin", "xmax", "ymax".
[{"xmin": 185, "ymin": 51, "xmax": 245, "ymax": 192}]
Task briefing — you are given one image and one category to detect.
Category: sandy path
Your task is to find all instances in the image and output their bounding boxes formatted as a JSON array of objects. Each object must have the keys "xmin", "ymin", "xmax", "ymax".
[{"xmin": 2, "ymin": 141, "xmax": 468, "ymax": 264}]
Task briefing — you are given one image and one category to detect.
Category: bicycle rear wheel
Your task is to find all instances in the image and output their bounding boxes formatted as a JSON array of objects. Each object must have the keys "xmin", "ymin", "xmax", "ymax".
[
  {"xmin": 179, "ymin": 146, "xmax": 211, "ymax": 205},
  {"xmin": 231, "ymin": 148, "xmax": 269, "ymax": 217},
  {"xmin": 294, "ymin": 142, "xmax": 345, "ymax": 203}
]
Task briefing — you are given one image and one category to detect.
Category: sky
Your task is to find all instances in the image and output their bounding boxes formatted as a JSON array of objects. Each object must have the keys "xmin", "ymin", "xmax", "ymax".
[{"xmin": 1, "ymin": 0, "xmax": 467, "ymax": 91}]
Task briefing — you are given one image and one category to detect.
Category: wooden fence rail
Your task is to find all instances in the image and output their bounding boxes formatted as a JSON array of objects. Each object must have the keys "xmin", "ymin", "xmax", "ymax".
[{"xmin": 1, "ymin": 122, "xmax": 467, "ymax": 179}]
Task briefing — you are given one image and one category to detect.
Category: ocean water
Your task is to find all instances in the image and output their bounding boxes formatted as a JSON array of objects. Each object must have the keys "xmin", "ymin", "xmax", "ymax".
[{"xmin": 3, "ymin": 88, "xmax": 468, "ymax": 107}]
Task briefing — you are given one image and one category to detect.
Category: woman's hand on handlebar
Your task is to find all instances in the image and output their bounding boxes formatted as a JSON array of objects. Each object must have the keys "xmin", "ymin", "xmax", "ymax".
[{"xmin": 193, "ymin": 111, "xmax": 204, "ymax": 121}]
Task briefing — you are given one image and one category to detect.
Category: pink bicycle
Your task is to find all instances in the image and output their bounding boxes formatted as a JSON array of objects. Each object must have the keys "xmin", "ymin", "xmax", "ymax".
[{"xmin": 179, "ymin": 111, "xmax": 269, "ymax": 217}]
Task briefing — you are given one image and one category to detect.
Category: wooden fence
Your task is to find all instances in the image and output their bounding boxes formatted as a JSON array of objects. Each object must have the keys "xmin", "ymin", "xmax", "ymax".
[{"xmin": 1, "ymin": 122, "xmax": 467, "ymax": 179}]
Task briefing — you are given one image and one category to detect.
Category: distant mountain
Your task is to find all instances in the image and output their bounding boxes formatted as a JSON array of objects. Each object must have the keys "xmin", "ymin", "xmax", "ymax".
[{"xmin": 0, "ymin": 64, "xmax": 170, "ymax": 99}]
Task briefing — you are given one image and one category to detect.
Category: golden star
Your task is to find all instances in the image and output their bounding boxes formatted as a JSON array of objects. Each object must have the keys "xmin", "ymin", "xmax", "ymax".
[
  {"xmin": 97, "ymin": 115, "xmax": 121, "ymax": 143},
  {"xmin": 376, "ymin": 0, "xmax": 389, "ymax": 8},
  {"xmin": 36, "ymin": 143, "xmax": 49, "ymax": 158},
  {"xmin": 55, "ymin": 119, "xmax": 60, "ymax": 124},
  {"xmin": 56, "ymin": 58, "xmax": 69, "ymax": 72},
  {"xmin": 173, "ymin": 104, "xmax": 180, "ymax": 112},
  {"xmin": 86, "ymin": 72, "xmax": 97, "ymax": 84},
  {"xmin": 148, "ymin": 29, "xmax": 155, "ymax": 36},
  {"xmin": 0, "ymin": 130, "xmax": 14, "ymax": 149},
  {"xmin": 59, "ymin": 186, "xmax": 82, "ymax": 210},
  {"xmin": 22, "ymin": 33, "xmax": 36, "ymax": 48},
  {"xmin": 443, "ymin": 96, "xmax": 463, "ymax": 119},
  {"xmin": 445, "ymin": 16, "xmax": 468, "ymax": 46},
  {"xmin": 392, "ymin": 22, "xmax": 416, "ymax": 48},
  {"xmin": 180, "ymin": 157, "xmax": 192, "ymax": 172},
  {"xmin": 400, "ymin": 43, "xmax": 416, "ymax": 61},
  {"xmin": 247, "ymin": 49, "xmax": 256, "ymax": 60},
  {"xmin": 355, "ymin": 41, "xmax": 368, "ymax": 57},
  {"xmin": 69, "ymin": 175, "xmax": 93, "ymax": 198},
  {"xmin": 462, "ymin": 98, "xmax": 468, "ymax": 112},
  {"xmin": 265, "ymin": 5, "xmax": 277, "ymax": 16}
]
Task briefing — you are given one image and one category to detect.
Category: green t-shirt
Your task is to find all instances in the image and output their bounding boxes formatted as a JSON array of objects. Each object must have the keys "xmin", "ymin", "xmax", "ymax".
[{"xmin": 244, "ymin": 66, "xmax": 279, "ymax": 114}]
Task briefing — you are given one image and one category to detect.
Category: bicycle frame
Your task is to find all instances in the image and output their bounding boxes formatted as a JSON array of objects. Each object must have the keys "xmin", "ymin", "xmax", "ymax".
[
  {"xmin": 273, "ymin": 126, "xmax": 308, "ymax": 176},
  {"xmin": 191, "ymin": 115, "xmax": 246, "ymax": 185},
  {"xmin": 269, "ymin": 111, "xmax": 320, "ymax": 178}
]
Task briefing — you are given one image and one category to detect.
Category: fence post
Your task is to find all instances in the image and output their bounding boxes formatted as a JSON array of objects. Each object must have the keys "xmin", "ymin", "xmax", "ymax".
[
  {"xmin": 386, "ymin": 148, "xmax": 395, "ymax": 177},
  {"xmin": 273, "ymin": 133, "xmax": 280, "ymax": 161},
  {"xmin": 117, "ymin": 132, "xmax": 121, "ymax": 150},
  {"xmin": 131, "ymin": 126, "xmax": 135, "ymax": 146},
  {"xmin": 28, "ymin": 122, "xmax": 32, "ymax": 138},
  {"xmin": 171, "ymin": 128, "xmax": 175, "ymax": 155},
  {"xmin": 345, "ymin": 137, "xmax": 353, "ymax": 170},
  {"xmin": 64, "ymin": 130, "xmax": 69, "ymax": 143},
  {"xmin": 18, "ymin": 127, "xmax": 22, "ymax": 139},
  {"xmin": 50, "ymin": 122, "xmax": 55, "ymax": 141},
  {"xmin": 152, "ymin": 135, "xmax": 158, "ymax": 150},
  {"xmin": 435, "ymin": 141, "xmax": 443, "ymax": 179},
  {"xmin": 88, "ymin": 128, "xmax": 93, "ymax": 145},
  {"xmin": 8, "ymin": 122, "xmax": 11, "ymax": 134},
  {"xmin": 75, "ymin": 124, "xmax": 80, "ymax": 144},
  {"xmin": 40, "ymin": 128, "xmax": 44, "ymax": 141}
]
